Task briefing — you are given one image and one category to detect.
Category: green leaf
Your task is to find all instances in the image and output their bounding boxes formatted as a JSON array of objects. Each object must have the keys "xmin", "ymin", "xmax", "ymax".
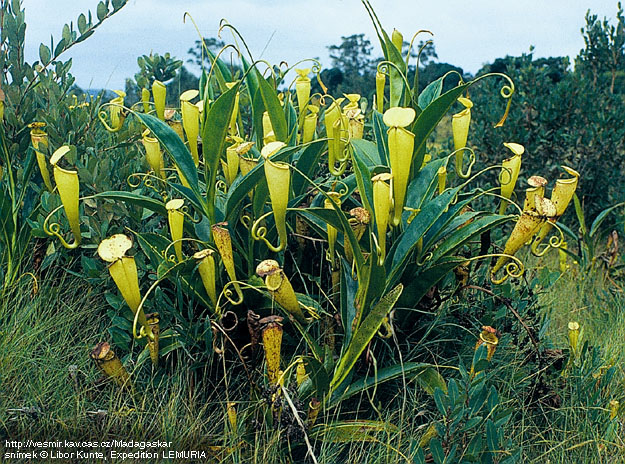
[
  {"xmin": 387, "ymin": 187, "xmax": 461, "ymax": 288},
  {"xmin": 372, "ymin": 110, "xmax": 389, "ymax": 166},
  {"xmin": 96, "ymin": 1, "xmax": 108, "ymax": 21},
  {"xmin": 77, "ymin": 13, "xmax": 87, "ymax": 34},
  {"xmin": 62, "ymin": 24, "xmax": 71, "ymax": 43},
  {"xmin": 429, "ymin": 438, "xmax": 445, "ymax": 464},
  {"xmin": 333, "ymin": 362, "xmax": 433, "ymax": 405},
  {"xmin": 350, "ymin": 140, "xmax": 376, "ymax": 215},
  {"xmin": 133, "ymin": 112, "xmax": 203, "ymax": 208},
  {"xmin": 202, "ymin": 82, "xmax": 240, "ymax": 222},
  {"xmin": 401, "ymin": 158, "xmax": 445, "ymax": 226},
  {"xmin": 397, "ymin": 257, "xmax": 464, "ymax": 309},
  {"xmin": 93, "ymin": 191, "xmax": 166, "ymax": 216},
  {"xmin": 38, "ymin": 43, "xmax": 51, "ymax": 64},
  {"xmin": 293, "ymin": 140, "xmax": 325, "ymax": 196},
  {"xmin": 300, "ymin": 207, "xmax": 365, "ymax": 273},
  {"xmin": 411, "ymin": 83, "xmax": 470, "ymax": 171},
  {"xmin": 429, "ymin": 214, "xmax": 510, "ymax": 262},
  {"xmin": 299, "ymin": 356, "xmax": 329, "ymax": 400},
  {"xmin": 330, "ymin": 284, "xmax": 403, "ymax": 391},
  {"xmin": 589, "ymin": 201, "xmax": 625, "ymax": 238},
  {"xmin": 486, "ymin": 419, "xmax": 498, "ymax": 452},
  {"xmin": 254, "ymin": 68, "xmax": 288, "ymax": 142},
  {"xmin": 418, "ymin": 76, "xmax": 444, "ymax": 110},
  {"xmin": 340, "ymin": 258, "xmax": 358, "ymax": 345},
  {"xmin": 112, "ymin": 0, "xmax": 125, "ymax": 10},
  {"xmin": 433, "ymin": 388, "xmax": 449, "ymax": 415},
  {"xmin": 573, "ymin": 193, "xmax": 587, "ymax": 235},
  {"xmin": 135, "ymin": 232, "xmax": 168, "ymax": 266}
]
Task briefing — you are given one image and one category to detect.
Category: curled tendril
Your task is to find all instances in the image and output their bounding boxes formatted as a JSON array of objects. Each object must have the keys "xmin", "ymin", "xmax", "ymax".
[
  {"xmin": 376, "ymin": 60, "xmax": 411, "ymax": 91},
  {"xmin": 255, "ymin": 59, "xmax": 279, "ymax": 81},
  {"xmin": 405, "ymin": 29, "xmax": 434, "ymax": 67},
  {"xmin": 162, "ymin": 238, "xmax": 205, "ymax": 263},
  {"xmin": 43, "ymin": 204, "xmax": 79, "ymax": 249},
  {"xmin": 277, "ymin": 61, "xmax": 290, "ymax": 76},
  {"xmin": 449, "ymin": 190, "xmax": 460, "ymax": 206},
  {"xmin": 404, "ymin": 207, "xmax": 420, "ymax": 224},
  {"xmin": 217, "ymin": 20, "xmax": 254, "ymax": 62},
  {"xmin": 416, "ymin": 251, "xmax": 433, "ymax": 267},
  {"xmin": 335, "ymin": 131, "xmax": 350, "ymax": 164},
  {"xmin": 18, "ymin": 272, "xmax": 39, "ymax": 295},
  {"xmin": 452, "ymin": 147, "xmax": 476, "ymax": 179},
  {"xmin": 470, "ymin": 72, "xmax": 515, "ymax": 127},
  {"xmin": 180, "ymin": 205, "xmax": 202, "ymax": 224},
  {"xmin": 220, "ymin": 310, "xmax": 239, "ymax": 332},
  {"xmin": 416, "ymin": 40, "xmax": 434, "ymax": 69},
  {"xmin": 126, "ymin": 172, "xmax": 161, "ymax": 196},
  {"xmin": 329, "ymin": 159, "xmax": 348, "ymax": 177},
  {"xmin": 330, "ymin": 179, "xmax": 350, "ymax": 197},
  {"xmin": 463, "ymin": 252, "xmax": 525, "ymax": 284},
  {"xmin": 531, "ymin": 222, "xmax": 566, "ymax": 257},
  {"xmin": 216, "ymin": 179, "xmax": 228, "ymax": 194},
  {"xmin": 491, "ymin": 260, "xmax": 524, "ymax": 285},
  {"xmin": 498, "ymin": 164, "xmax": 515, "ymax": 187},
  {"xmin": 250, "ymin": 210, "xmax": 284, "ymax": 253},
  {"xmin": 470, "ymin": 186, "xmax": 524, "ymax": 216},
  {"xmin": 97, "ymin": 102, "xmax": 126, "ymax": 133},
  {"xmin": 376, "ymin": 62, "xmax": 390, "ymax": 78},
  {"xmin": 129, "ymin": 100, "xmax": 153, "ymax": 113},
  {"xmin": 240, "ymin": 213, "xmax": 252, "ymax": 230},
  {"xmin": 216, "ymin": 279, "xmax": 258, "ymax": 314}
]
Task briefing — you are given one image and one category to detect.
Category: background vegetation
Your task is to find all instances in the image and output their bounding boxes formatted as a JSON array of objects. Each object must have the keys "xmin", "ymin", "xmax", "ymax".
[{"xmin": 0, "ymin": 1, "xmax": 624, "ymax": 463}]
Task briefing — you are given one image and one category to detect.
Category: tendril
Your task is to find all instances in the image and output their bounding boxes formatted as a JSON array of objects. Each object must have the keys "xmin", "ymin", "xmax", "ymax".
[
  {"xmin": 452, "ymin": 146, "xmax": 476, "ymax": 179},
  {"xmin": 97, "ymin": 102, "xmax": 127, "ymax": 133},
  {"xmin": 42, "ymin": 204, "xmax": 79, "ymax": 249},
  {"xmin": 531, "ymin": 222, "xmax": 566, "ymax": 257},
  {"xmin": 405, "ymin": 30, "xmax": 433, "ymax": 68}
]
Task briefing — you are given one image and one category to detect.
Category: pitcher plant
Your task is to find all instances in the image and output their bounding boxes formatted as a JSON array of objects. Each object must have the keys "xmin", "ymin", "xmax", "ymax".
[
  {"xmin": 28, "ymin": 122, "xmax": 53, "ymax": 191},
  {"xmin": 452, "ymin": 96, "xmax": 474, "ymax": 178},
  {"xmin": 372, "ymin": 172, "xmax": 392, "ymax": 263},
  {"xmin": 166, "ymin": 198, "xmax": 185, "ymax": 262},
  {"xmin": 384, "ymin": 106, "xmax": 416, "ymax": 226},
  {"xmin": 252, "ymin": 141, "xmax": 290, "ymax": 252},
  {"xmin": 180, "ymin": 89, "xmax": 200, "ymax": 166},
  {"xmin": 45, "ymin": 146, "xmax": 81, "ymax": 248},
  {"xmin": 491, "ymin": 196, "xmax": 556, "ymax": 282},
  {"xmin": 97, "ymin": 234, "xmax": 153, "ymax": 340},
  {"xmin": 531, "ymin": 166, "xmax": 580, "ymax": 255},
  {"xmin": 499, "ymin": 142, "xmax": 524, "ymax": 214},
  {"xmin": 152, "ymin": 80, "xmax": 166, "ymax": 120},
  {"xmin": 256, "ymin": 259, "xmax": 307, "ymax": 324}
]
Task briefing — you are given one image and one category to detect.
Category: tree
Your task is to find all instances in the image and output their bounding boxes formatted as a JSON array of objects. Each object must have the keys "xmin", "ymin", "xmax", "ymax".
[
  {"xmin": 326, "ymin": 34, "xmax": 377, "ymax": 97},
  {"xmin": 187, "ymin": 37, "xmax": 226, "ymax": 68},
  {"xmin": 576, "ymin": 2, "xmax": 625, "ymax": 93}
]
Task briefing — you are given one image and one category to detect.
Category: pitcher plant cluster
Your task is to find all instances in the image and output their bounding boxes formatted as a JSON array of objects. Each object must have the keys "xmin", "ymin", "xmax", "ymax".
[{"xmin": 10, "ymin": 0, "xmax": 585, "ymax": 438}]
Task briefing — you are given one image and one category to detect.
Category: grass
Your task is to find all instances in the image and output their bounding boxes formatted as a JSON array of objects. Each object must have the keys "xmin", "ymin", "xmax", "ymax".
[{"xmin": 1, "ymin": 256, "xmax": 624, "ymax": 463}]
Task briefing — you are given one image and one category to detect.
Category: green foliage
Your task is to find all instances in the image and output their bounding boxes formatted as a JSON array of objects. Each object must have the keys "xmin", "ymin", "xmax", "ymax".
[
  {"xmin": 2, "ymin": 1, "xmax": 624, "ymax": 462},
  {"xmin": 0, "ymin": 0, "xmax": 127, "ymax": 288},
  {"xmin": 471, "ymin": 3, "xmax": 625, "ymax": 220}
]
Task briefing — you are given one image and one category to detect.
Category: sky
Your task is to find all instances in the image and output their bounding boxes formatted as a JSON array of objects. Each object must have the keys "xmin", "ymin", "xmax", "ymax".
[{"xmin": 22, "ymin": 0, "xmax": 621, "ymax": 90}]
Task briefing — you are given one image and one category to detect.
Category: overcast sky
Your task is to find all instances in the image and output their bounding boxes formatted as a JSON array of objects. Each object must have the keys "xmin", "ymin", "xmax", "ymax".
[{"xmin": 22, "ymin": 0, "xmax": 621, "ymax": 90}]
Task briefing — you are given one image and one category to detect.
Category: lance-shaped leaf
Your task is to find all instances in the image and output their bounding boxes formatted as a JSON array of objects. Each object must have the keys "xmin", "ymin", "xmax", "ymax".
[
  {"xmin": 330, "ymin": 284, "xmax": 403, "ymax": 392},
  {"xmin": 202, "ymin": 82, "xmax": 241, "ymax": 223},
  {"xmin": 134, "ymin": 113, "xmax": 202, "ymax": 207}
]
